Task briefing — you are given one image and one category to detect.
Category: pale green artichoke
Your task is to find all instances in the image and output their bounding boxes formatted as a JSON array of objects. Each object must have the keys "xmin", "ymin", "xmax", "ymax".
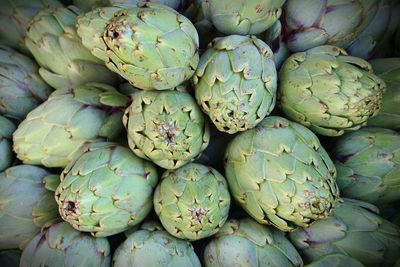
[
  {"xmin": 73, "ymin": 0, "xmax": 184, "ymax": 11},
  {"xmin": 289, "ymin": 199, "xmax": 400, "ymax": 267},
  {"xmin": 203, "ymin": 0, "xmax": 285, "ymax": 35},
  {"xmin": 225, "ymin": 116, "xmax": 339, "ymax": 232},
  {"xmin": 77, "ymin": 2, "xmax": 199, "ymax": 90},
  {"xmin": 367, "ymin": 58, "xmax": 400, "ymax": 129},
  {"xmin": 193, "ymin": 35, "xmax": 277, "ymax": 134},
  {"xmin": 331, "ymin": 127, "xmax": 400, "ymax": 205},
  {"xmin": 20, "ymin": 222, "xmax": 111, "ymax": 267},
  {"xmin": 282, "ymin": 0, "xmax": 379, "ymax": 52},
  {"xmin": 154, "ymin": 163, "xmax": 231, "ymax": 240},
  {"xmin": 278, "ymin": 45, "xmax": 385, "ymax": 136},
  {"xmin": 55, "ymin": 142, "xmax": 159, "ymax": 237},
  {"xmin": 113, "ymin": 221, "xmax": 201, "ymax": 267},
  {"xmin": 123, "ymin": 88, "xmax": 210, "ymax": 169},
  {"xmin": 0, "ymin": 250, "xmax": 22, "ymax": 267},
  {"xmin": 0, "ymin": 116, "xmax": 16, "ymax": 172},
  {"xmin": 0, "ymin": 45, "xmax": 53, "ymax": 120},
  {"xmin": 305, "ymin": 254, "xmax": 364, "ymax": 267},
  {"xmin": 0, "ymin": 0, "xmax": 62, "ymax": 53},
  {"xmin": 0, "ymin": 165, "xmax": 60, "ymax": 250},
  {"xmin": 25, "ymin": 6, "xmax": 119, "ymax": 90},
  {"xmin": 204, "ymin": 218, "xmax": 303, "ymax": 267},
  {"xmin": 13, "ymin": 83, "xmax": 129, "ymax": 168}
]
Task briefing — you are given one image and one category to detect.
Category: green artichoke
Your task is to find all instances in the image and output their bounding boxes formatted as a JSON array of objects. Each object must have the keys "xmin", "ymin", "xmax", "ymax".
[
  {"xmin": 367, "ymin": 58, "xmax": 400, "ymax": 129},
  {"xmin": 55, "ymin": 142, "xmax": 159, "ymax": 237},
  {"xmin": 113, "ymin": 221, "xmax": 201, "ymax": 267},
  {"xmin": 0, "ymin": 45, "xmax": 53, "ymax": 120},
  {"xmin": 25, "ymin": 6, "xmax": 120, "ymax": 90},
  {"xmin": 204, "ymin": 218, "xmax": 303, "ymax": 267},
  {"xmin": 0, "ymin": 250, "xmax": 22, "ymax": 267},
  {"xmin": 282, "ymin": 0, "xmax": 379, "ymax": 52},
  {"xmin": 0, "ymin": 0, "xmax": 62, "ymax": 53},
  {"xmin": 73, "ymin": 0, "xmax": 184, "ymax": 11},
  {"xmin": 77, "ymin": 2, "xmax": 199, "ymax": 90},
  {"xmin": 193, "ymin": 35, "xmax": 277, "ymax": 134},
  {"xmin": 278, "ymin": 45, "xmax": 385, "ymax": 136},
  {"xmin": 123, "ymin": 88, "xmax": 210, "ymax": 169},
  {"xmin": 289, "ymin": 199, "xmax": 400, "ymax": 267},
  {"xmin": 0, "ymin": 116, "xmax": 16, "ymax": 172},
  {"xmin": 305, "ymin": 254, "xmax": 364, "ymax": 267},
  {"xmin": 154, "ymin": 163, "xmax": 231, "ymax": 240},
  {"xmin": 331, "ymin": 127, "xmax": 400, "ymax": 205},
  {"xmin": 0, "ymin": 165, "xmax": 60, "ymax": 250},
  {"xmin": 203, "ymin": 0, "xmax": 285, "ymax": 35},
  {"xmin": 20, "ymin": 222, "xmax": 111, "ymax": 267},
  {"xmin": 225, "ymin": 116, "xmax": 339, "ymax": 232},
  {"xmin": 13, "ymin": 83, "xmax": 129, "ymax": 168}
]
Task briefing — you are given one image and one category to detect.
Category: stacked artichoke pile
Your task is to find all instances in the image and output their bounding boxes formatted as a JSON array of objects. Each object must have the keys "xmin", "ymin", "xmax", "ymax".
[{"xmin": 1, "ymin": 0, "xmax": 400, "ymax": 266}]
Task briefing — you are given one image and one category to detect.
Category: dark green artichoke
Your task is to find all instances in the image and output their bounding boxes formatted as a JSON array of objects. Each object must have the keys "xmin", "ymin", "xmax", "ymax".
[
  {"xmin": 331, "ymin": 127, "xmax": 400, "ymax": 205},
  {"xmin": 25, "ymin": 6, "xmax": 120, "ymax": 90},
  {"xmin": 13, "ymin": 83, "xmax": 130, "ymax": 168},
  {"xmin": 154, "ymin": 163, "xmax": 231, "ymax": 240},
  {"xmin": 204, "ymin": 218, "xmax": 303, "ymax": 267},
  {"xmin": 225, "ymin": 116, "xmax": 339, "ymax": 232},
  {"xmin": 0, "ymin": 45, "xmax": 53, "ymax": 120},
  {"xmin": 193, "ymin": 35, "xmax": 277, "ymax": 134},
  {"xmin": 0, "ymin": 165, "xmax": 60, "ymax": 250},
  {"xmin": 123, "ymin": 88, "xmax": 210, "ymax": 169},
  {"xmin": 77, "ymin": 2, "xmax": 199, "ymax": 90},
  {"xmin": 20, "ymin": 222, "xmax": 111, "ymax": 267},
  {"xmin": 0, "ymin": 116, "xmax": 16, "ymax": 172},
  {"xmin": 278, "ymin": 45, "xmax": 385, "ymax": 136},
  {"xmin": 55, "ymin": 142, "xmax": 159, "ymax": 237}
]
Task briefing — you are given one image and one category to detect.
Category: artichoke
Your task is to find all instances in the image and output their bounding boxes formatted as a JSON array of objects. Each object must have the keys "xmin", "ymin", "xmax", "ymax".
[
  {"xmin": 278, "ymin": 45, "xmax": 385, "ymax": 136},
  {"xmin": 20, "ymin": 222, "xmax": 111, "ymax": 267},
  {"xmin": 13, "ymin": 83, "xmax": 129, "ymax": 168},
  {"xmin": 77, "ymin": 2, "xmax": 199, "ymax": 90},
  {"xmin": 331, "ymin": 127, "xmax": 400, "ymax": 205},
  {"xmin": 0, "ymin": 116, "xmax": 16, "ymax": 172},
  {"xmin": 0, "ymin": 0, "xmax": 62, "ymax": 53},
  {"xmin": 225, "ymin": 116, "xmax": 339, "ymax": 232},
  {"xmin": 113, "ymin": 221, "xmax": 201, "ymax": 267},
  {"xmin": 203, "ymin": 0, "xmax": 286, "ymax": 35},
  {"xmin": 123, "ymin": 88, "xmax": 210, "ymax": 169},
  {"xmin": 0, "ymin": 45, "xmax": 53, "ymax": 120},
  {"xmin": 0, "ymin": 165, "xmax": 60, "ymax": 250},
  {"xmin": 203, "ymin": 218, "xmax": 303, "ymax": 267},
  {"xmin": 55, "ymin": 142, "xmax": 159, "ymax": 237},
  {"xmin": 367, "ymin": 58, "xmax": 400, "ymax": 129},
  {"xmin": 305, "ymin": 254, "xmax": 364, "ymax": 267},
  {"xmin": 73, "ymin": 0, "xmax": 184, "ymax": 11},
  {"xmin": 289, "ymin": 199, "xmax": 400, "ymax": 267},
  {"xmin": 0, "ymin": 250, "xmax": 22, "ymax": 267},
  {"xmin": 264, "ymin": 20, "xmax": 290, "ymax": 69},
  {"xmin": 282, "ymin": 0, "xmax": 379, "ymax": 52},
  {"xmin": 193, "ymin": 35, "xmax": 277, "ymax": 134},
  {"xmin": 25, "ymin": 6, "xmax": 120, "ymax": 90},
  {"xmin": 154, "ymin": 163, "xmax": 231, "ymax": 240}
]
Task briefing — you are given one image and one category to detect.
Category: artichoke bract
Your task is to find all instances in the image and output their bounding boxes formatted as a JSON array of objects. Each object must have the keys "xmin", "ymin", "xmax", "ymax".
[
  {"xmin": 0, "ymin": 116, "xmax": 16, "ymax": 172},
  {"xmin": 225, "ymin": 116, "xmax": 339, "ymax": 232},
  {"xmin": 289, "ymin": 199, "xmax": 400, "ymax": 267},
  {"xmin": 204, "ymin": 218, "xmax": 303, "ymax": 267},
  {"xmin": 193, "ymin": 35, "xmax": 277, "ymax": 134},
  {"xmin": 282, "ymin": 0, "xmax": 379, "ymax": 52},
  {"xmin": 332, "ymin": 128, "xmax": 400, "ymax": 205},
  {"xmin": 73, "ymin": 0, "xmax": 184, "ymax": 11},
  {"xmin": 0, "ymin": 45, "xmax": 53, "ymax": 120},
  {"xmin": 25, "ymin": 6, "xmax": 120, "ymax": 90},
  {"xmin": 278, "ymin": 45, "xmax": 385, "ymax": 136},
  {"xmin": 20, "ymin": 222, "xmax": 111, "ymax": 267},
  {"xmin": 154, "ymin": 163, "xmax": 231, "ymax": 240},
  {"xmin": 77, "ymin": 2, "xmax": 199, "ymax": 90},
  {"xmin": 0, "ymin": 165, "xmax": 60, "ymax": 250},
  {"xmin": 204, "ymin": 0, "xmax": 285, "ymax": 35},
  {"xmin": 113, "ymin": 221, "xmax": 201, "ymax": 267},
  {"xmin": 0, "ymin": 0, "xmax": 62, "ymax": 53},
  {"xmin": 13, "ymin": 83, "xmax": 129, "ymax": 168},
  {"xmin": 55, "ymin": 143, "xmax": 159, "ymax": 237},
  {"xmin": 367, "ymin": 58, "xmax": 400, "ymax": 129},
  {"xmin": 304, "ymin": 254, "xmax": 364, "ymax": 267},
  {"xmin": 123, "ymin": 88, "xmax": 210, "ymax": 169}
]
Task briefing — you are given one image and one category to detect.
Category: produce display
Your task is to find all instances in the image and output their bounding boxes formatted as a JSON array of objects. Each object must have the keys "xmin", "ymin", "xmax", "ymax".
[{"xmin": 0, "ymin": 0, "xmax": 399, "ymax": 266}]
